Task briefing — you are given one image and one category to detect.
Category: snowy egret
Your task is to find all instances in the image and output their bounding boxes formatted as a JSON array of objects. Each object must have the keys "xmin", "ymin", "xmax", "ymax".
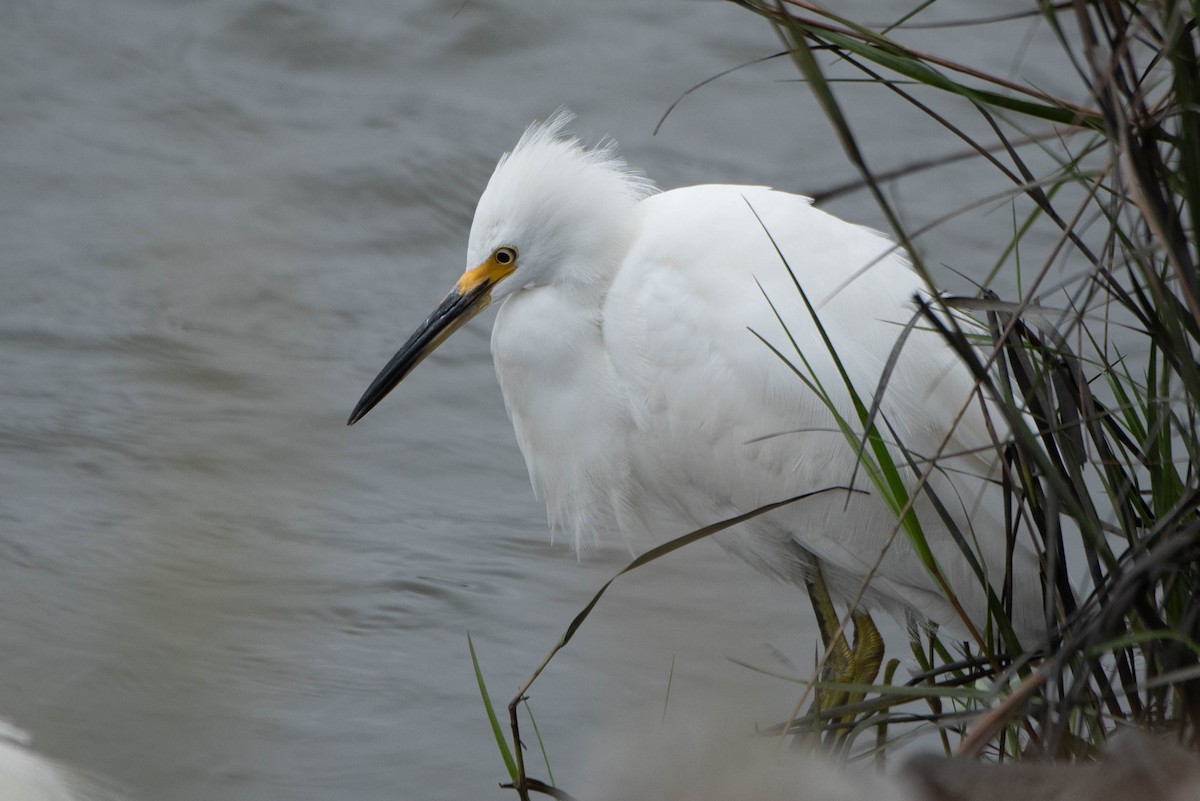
[{"xmin": 348, "ymin": 112, "xmax": 1041, "ymax": 682}]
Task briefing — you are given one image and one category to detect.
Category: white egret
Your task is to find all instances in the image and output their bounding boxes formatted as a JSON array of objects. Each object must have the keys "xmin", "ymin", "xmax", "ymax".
[{"xmin": 348, "ymin": 112, "xmax": 1042, "ymax": 684}]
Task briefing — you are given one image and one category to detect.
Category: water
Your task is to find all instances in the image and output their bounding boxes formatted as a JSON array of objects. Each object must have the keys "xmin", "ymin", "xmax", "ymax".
[{"xmin": 0, "ymin": 2, "xmax": 1089, "ymax": 799}]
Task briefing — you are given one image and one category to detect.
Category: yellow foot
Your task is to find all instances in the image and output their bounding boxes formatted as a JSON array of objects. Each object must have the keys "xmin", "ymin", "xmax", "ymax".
[{"xmin": 804, "ymin": 568, "xmax": 884, "ymax": 744}]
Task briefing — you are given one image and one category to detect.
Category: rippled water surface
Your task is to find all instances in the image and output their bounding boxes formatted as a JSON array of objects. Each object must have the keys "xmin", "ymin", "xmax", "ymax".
[{"xmin": 1, "ymin": 2, "xmax": 1087, "ymax": 799}]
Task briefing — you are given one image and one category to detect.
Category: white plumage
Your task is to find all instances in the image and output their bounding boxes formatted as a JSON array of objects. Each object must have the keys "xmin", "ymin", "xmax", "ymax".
[{"xmin": 350, "ymin": 112, "xmax": 1042, "ymax": 641}]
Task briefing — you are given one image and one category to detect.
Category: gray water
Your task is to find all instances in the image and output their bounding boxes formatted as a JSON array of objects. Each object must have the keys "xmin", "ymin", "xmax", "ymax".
[{"xmin": 1, "ymin": 2, "xmax": 1088, "ymax": 799}]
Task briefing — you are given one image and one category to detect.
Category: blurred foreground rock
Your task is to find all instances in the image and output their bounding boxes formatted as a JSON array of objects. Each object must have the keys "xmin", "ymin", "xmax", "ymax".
[
  {"xmin": 904, "ymin": 733, "xmax": 1200, "ymax": 801},
  {"xmin": 586, "ymin": 723, "xmax": 1200, "ymax": 801}
]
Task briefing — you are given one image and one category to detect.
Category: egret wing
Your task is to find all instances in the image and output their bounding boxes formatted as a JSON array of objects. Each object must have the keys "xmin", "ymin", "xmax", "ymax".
[{"xmin": 603, "ymin": 184, "xmax": 1037, "ymax": 632}]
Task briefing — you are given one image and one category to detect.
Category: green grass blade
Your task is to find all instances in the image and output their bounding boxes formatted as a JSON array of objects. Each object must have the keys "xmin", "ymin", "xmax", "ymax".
[
  {"xmin": 557, "ymin": 487, "xmax": 860, "ymax": 647},
  {"xmin": 816, "ymin": 28, "xmax": 1102, "ymax": 130},
  {"xmin": 466, "ymin": 633, "xmax": 518, "ymax": 782},
  {"xmin": 522, "ymin": 698, "xmax": 554, "ymax": 786}
]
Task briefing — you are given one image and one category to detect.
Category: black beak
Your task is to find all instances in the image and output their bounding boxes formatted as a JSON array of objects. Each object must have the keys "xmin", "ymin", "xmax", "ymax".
[{"xmin": 347, "ymin": 280, "xmax": 492, "ymax": 425}]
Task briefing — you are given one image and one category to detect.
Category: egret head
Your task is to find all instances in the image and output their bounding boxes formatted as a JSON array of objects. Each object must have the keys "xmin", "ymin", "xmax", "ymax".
[
  {"xmin": 347, "ymin": 110, "xmax": 654, "ymax": 425},
  {"xmin": 465, "ymin": 110, "xmax": 655, "ymax": 299}
]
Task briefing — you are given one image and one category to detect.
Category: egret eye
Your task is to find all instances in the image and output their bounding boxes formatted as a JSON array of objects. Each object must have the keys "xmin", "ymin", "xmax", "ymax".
[{"xmin": 494, "ymin": 246, "xmax": 517, "ymax": 266}]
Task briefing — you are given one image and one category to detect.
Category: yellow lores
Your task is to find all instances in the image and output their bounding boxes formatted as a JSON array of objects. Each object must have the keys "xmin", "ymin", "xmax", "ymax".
[{"xmin": 456, "ymin": 246, "xmax": 517, "ymax": 295}]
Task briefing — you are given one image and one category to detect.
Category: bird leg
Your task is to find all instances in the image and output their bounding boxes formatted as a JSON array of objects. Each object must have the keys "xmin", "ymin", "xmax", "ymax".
[
  {"xmin": 806, "ymin": 566, "xmax": 853, "ymax": 683},
  {"xmin": 804, "ymin": 566, "xmax": 884, "ymax": 740}
]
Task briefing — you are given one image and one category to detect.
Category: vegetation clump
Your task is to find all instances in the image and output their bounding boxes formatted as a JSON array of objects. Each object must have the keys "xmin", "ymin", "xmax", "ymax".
[{"xmin": 728, "ymin": 0, "xmax": 1200, "ymax": 760}]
